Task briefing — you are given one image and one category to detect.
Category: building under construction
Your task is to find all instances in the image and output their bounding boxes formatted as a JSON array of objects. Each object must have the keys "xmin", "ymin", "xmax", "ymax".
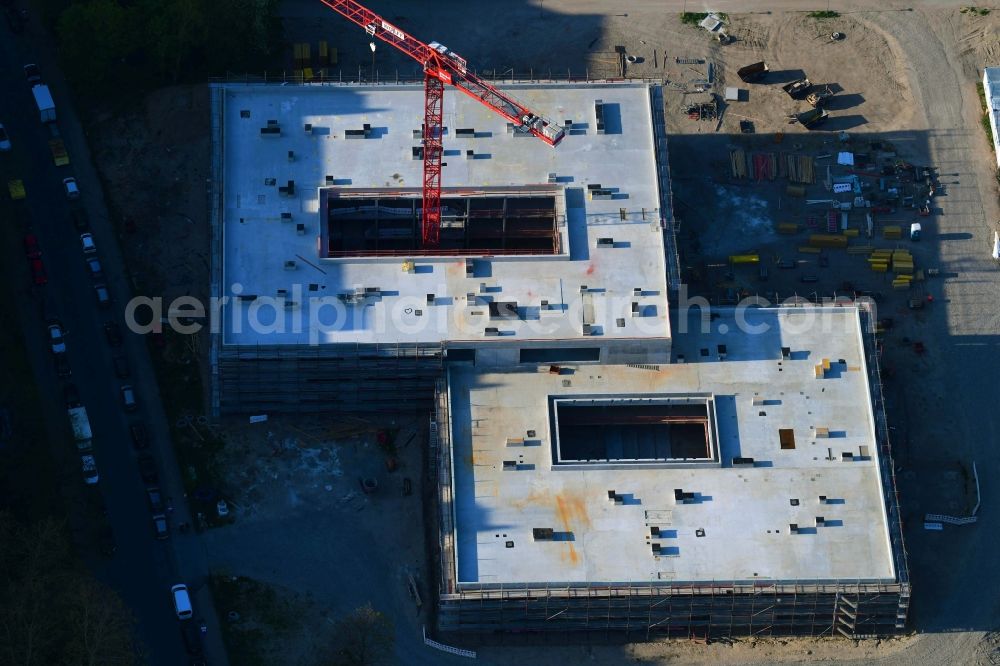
[
  {"xmin": 209, "ymin": 79, "xmax": 908, "ymax": 637},
  {"xmin": 208, "ymin": 82, "xmax": 676, "ymax": 414}
]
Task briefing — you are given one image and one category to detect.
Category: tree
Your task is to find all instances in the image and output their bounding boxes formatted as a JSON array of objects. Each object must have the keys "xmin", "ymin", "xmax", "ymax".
[
  {"xmin": 143, "ymin": 0, "xmax": 207, "ymax": 82},
  {"xmin": 0, "ymin": 512, "xmax": 140, "ymax": 666},
  {"xmin": 62, "ymin": 577, "xmax": 138, "ymax": 666},
  {"xmin": 328, "ymin": 604, "xmax": 394, "ymax": 666},
  {"xmin": 56, "ymin": 0, "xmax": 136, "ymax": 94}
]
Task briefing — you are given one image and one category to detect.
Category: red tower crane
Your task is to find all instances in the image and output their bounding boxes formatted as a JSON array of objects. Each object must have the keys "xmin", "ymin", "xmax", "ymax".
[{"xmin": 319, "ymin": 0, "xmax": 565, "ymax": 248}]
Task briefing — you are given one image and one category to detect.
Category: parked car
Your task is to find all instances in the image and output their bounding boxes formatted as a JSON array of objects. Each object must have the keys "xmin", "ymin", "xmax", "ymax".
[
  {"xmin": 98, "ymin": 526, "xmax": 116, "ymax": 558},
  {"xmin": 23, "ymin": 63, "xmax": 41, "ymax": 85},
  {"xmin": 112, "ymin": 355, "xmax": 130, "ymax": 379},
  {"xmin": 54, "ymin": 352, "xmax": 71, "ymax": 378},
  {"xmin": 4, "ymin": 8, "xmax": 25, "ymax": 35},
  {"xmin": 152, "ymin": 513, "xmax": 169, "ymax": 540},
  {"xmin": 0, "ymin": 123, "xmax": 10, "ymax": 151},
  {"xmin": 81, "ymin": 454, "xmax": 99, "ymax": 485},
  {"xmin": 130, "ymin": 423, "xmax": 150, "ymax": 450},
  {"xmin": 47, "ymin": 321, "xmax": 66, "ymax": 354},
  {"xmin": 146, "ymin": 486, "xmax": 165, "ymax": 513},
  {"xmin": 86, "ymin": 257, "xmax": 103, "ymax": 279},
  {"xmin": 137, "ymin": 452, "xmax": 157, "ymax": 483},
  {"xmin": 171, "ymin": 584, "xmax": 193, "ymax": 620},
  {"xmin": 30, "ymin": 257, "xmax": 47, "ymax": 285},
  {"xmin": 62, "ymin": 177, "xmax": 79, "ymax": 200},
  {"xmin": 94, "ymin": 284, "xmax": 110, "ymax": 308},
  {"xmin": 104, "ymin": 321, "xmax": 122, "ymax": 347},
  {"xmin": 70, "ymin": 208, "xmax": 89, "ymax": 231},
  {"xmin": 23, "ymin": 233, "xmax": 41, "ymax": 259},
  {"xmin": 120, "ymin": 384, "xmax": 137, "ymax": 411},
  {"xmin": 63, "ymin": 383, "xmax": 80, "ymax": 407},
  {"xmin": 181, "ymin": 621, "xmax": 204, "ymax": 656},
  {"xmin": 80, "ymin": 232, "xmax": 96, "ymax": 254}
]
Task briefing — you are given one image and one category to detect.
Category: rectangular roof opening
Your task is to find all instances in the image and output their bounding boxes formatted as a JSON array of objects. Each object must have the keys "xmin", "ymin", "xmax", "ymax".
[
  {"xmin": 549, "ymin": 395, "xmax": 720, "ymax": 468},
  {"xmin": 322, "ymin": 186, "xmax": 561, "ymax": 257}
]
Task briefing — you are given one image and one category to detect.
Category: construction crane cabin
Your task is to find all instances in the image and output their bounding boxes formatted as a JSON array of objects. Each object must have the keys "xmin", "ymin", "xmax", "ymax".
[{"xmin": 319, "ymin": 0, "xmax": 566, "ymax": 247}]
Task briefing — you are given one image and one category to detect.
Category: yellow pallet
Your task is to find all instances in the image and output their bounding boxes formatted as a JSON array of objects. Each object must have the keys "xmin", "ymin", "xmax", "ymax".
[
  {"xmin": 843, "ymin": 228, "xmax": 860, "ymax": 237},
  {"xmin": 777, "ymin": 223, "xmax": 799, "ymax": 235},
  {"xmin": 798, "ymin": 246, "xmax": 822, "ymax": 254},
  {"xmin": 729, "ymin": 254, "xmax": 760, "ymax": 264},
  {"xmin": 871, "ymin": 264, "xmax": 889, "ymax": 273},
  {"xmin": 847, "ymin": 246, "xmax": 874, "ymax": 255}
]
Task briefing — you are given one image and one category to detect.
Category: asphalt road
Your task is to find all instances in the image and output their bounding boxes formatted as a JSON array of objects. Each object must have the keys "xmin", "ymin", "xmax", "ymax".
[{"xmin": 0, "ymin": 13, "xmax": 227, "ymax": 666}]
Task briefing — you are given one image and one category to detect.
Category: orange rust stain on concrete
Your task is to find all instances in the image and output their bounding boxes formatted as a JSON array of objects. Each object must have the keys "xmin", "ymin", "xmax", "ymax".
[
  {"xmin": 585, "ymin": 263, "xmax": 596, "ymax": 275},
  {"xmin": 555, "ymin": 493, "xmax": 588, "ymax": 566}
]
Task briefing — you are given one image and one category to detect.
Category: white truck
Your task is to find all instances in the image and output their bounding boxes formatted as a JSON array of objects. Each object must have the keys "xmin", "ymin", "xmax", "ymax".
[
  {"xmin": 32, "ymin": 85, "xmax": 56, "ymax": 123},
  {"xmin": 68, "ymin": 405, "xmax": 93, "ymax": 452}
]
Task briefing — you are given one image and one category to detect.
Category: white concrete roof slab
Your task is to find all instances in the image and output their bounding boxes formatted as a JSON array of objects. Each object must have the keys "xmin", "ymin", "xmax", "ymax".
[
  {"xmin": 445, "ymin": 307, "xmax": 896, "ymax": 586},
  {"xmin": 218, "ymin": 83, "xmax": 669, "ymax": 346}
]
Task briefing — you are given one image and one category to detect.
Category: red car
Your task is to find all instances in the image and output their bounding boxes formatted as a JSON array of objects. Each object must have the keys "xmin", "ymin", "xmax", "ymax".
[
  {"xmin": 23, "ymin": 233, "xmax": 41, "ymax": 259},
  {"xmin": 30, "ymin": 257, "xmax": 47, "ymax": 285}
]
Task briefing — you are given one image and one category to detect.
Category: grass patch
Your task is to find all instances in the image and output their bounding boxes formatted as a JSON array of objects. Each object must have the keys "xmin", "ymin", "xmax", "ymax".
[
  {"xmin": 680, "ymin": 12, "xmax": 727, "ymax": 26},
  {"xmin": 210, "ymin": 574, "xmax": 301, "ymax": 666},
  {"xmin": 807, "ymin": 10, "xmax": 840, "ymax": 19},
  {"xmin": 961, "ymin": 6, "xmax": 991, "ymax": 15},
  {"xmin": 977, "ymin": 81, "xmax": 994, "ymax": 146}
]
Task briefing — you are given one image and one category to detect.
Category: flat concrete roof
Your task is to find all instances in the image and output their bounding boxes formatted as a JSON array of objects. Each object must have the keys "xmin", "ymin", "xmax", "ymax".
[
  {"xmin": 445, "ymin": 307, "xmax": 896, "ymax": 586},
  {"xmin": 217, "ymin": 82, "xmax": 669, "ymax": 346}
]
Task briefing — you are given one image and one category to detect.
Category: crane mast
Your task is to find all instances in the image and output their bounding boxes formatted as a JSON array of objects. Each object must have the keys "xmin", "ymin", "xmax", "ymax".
[{"xmin": 318, "ymin": 0, "xmax": 565, "ymax": 247}]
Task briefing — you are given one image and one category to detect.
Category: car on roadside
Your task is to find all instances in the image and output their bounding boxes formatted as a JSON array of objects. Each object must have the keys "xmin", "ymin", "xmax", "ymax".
[
  {"xmin": 70, "ymin": 208, "xmax": 88, "ymax": 231},
  {"xmin": 0, "ymin": 123, "xmax": 10, "ymax": 151},
  {"xmin": 54, "ymin": 352, "xmax": 71, "ymax": 378},
  {"xmin": 81, "ymin": 454, "xmax": 99, "ymax": 485},
  {"xmin": 171, "ymin": 584, "xmax": 193, "ymax": 620},
  {"xmin": 63, "ymin": 383, "xmax": 80, "ymax": 407},
  {"xmin": 23, "ymin": 64, "xmax": 41, "ymax": 85},
  {"xmin": 146, "ymin": 486, "xmax": 165, "ymax": 513},
  {"xmin": 23, "ymin": 233, "xmax": 41, "ymax": 259},
  {"xmin": 152, "ymin": 513, "xmax": 169, "ymax": 540},
  {"xmin": 112, "ymin": 355, "xmax": 129, "ymax": 379},
  {"xmin": 29, "ymin": 257, "xmax": 47, "ymax": 285},
  {"xmin": 95, "ymin": 284, "xmax": 110, "ymax": 308},
  {"xmin": 137, "ymin": 452, "xmax": 157, "ymax": 484},
  {"xmin": 86, "ymin": 257, "xmax": 102, "ymax": 279},
  {"xmin": 4, "ymin": 8, "xmax": 25, "ymax": 35},
  {"xmin": 120, "ymin": 384, "xmax": 137, "ymax": 411},
  {"xmin": 80, "ymin": 232, "xmax": 96, "ymax": 254},
  {"xmin": 62, "ymin": 177, "xmax": 79, "ymax": 200},
  {"xmin": 47, "ymin": 321, "xmax": 66, "ymax": 353},
  {"xmin": 130, "ymin": 423, "xmax": 150, "ymax": 450},
  {"xmin": 104, "ymin": 321, "xmax": 122, "ymax": 347},
  {"xmin": 181, "ymin": 621, "xmax": 204, "ymax": 656},
  {"xmin": 98, "ymin": 526, "xmax": 116, "ymax": 558}
]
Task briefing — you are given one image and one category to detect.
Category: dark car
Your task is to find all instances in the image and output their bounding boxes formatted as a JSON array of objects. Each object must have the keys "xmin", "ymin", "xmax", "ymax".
[
  {"xmin": 130, "ymin": 423, "xmax": 150, "ymax": 450},
  {"xmin": 146, "ymin": 486, "xmax": 164, "ymax": 513},
  {"xmin": 64, "ymin": 383, "xmax": 80, "ymax": 407},
  {"xmin": 98, "ymin": 526, "xmax": 116, "ymax": 558},
  {"xmin": 137, "ymin": 452, "xmax": 157, "ymax": 484},
  {"xmin": 104, "ymin": 321, "xmax": 122, "ymax": 347},
  {"xmin": 23, "ymin": 233, "xmax": 41, "ymax": 259},
  {"xmin": 54, "ymin": 352, "xmax": 71, "ymax": 378},
  {"xmin": 95, "ymin": 284, "xmax": 110, "ymax": 308},
  {"xmin": 112, "ymin": 355, "xmax": 130, "ymax": 379},
  {"xmin": 30, "ymin": 257, "xmax": 47, "ymax": 285},
  {"xmin": 181, "ymin": 621, "xmax": 204, "ymax": 656},
  {"xmin": 152, "ymin": 513, "xmax": 169, "ymax": 540},
  {"xmin": 70, "ymin": 208, "xmax": 89, "ymax": 231},
  {"xmin": 5, "ymin": 8, "xmax": 25, "ymax": 35},
  {"xmin": 23, "ymin": 64, "xmax": 41, "ymax": 85}
]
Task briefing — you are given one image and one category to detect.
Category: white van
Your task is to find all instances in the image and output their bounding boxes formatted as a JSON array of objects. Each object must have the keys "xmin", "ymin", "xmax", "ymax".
[{"xmin": 171, "ymin": 584, "xmax": 193, "ymax": 620}]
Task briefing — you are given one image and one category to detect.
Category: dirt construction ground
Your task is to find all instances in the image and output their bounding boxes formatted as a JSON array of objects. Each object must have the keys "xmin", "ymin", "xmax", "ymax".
[{"xmin": 87, "ymin": 1, "xmax": 1000, "ymax": 665}]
